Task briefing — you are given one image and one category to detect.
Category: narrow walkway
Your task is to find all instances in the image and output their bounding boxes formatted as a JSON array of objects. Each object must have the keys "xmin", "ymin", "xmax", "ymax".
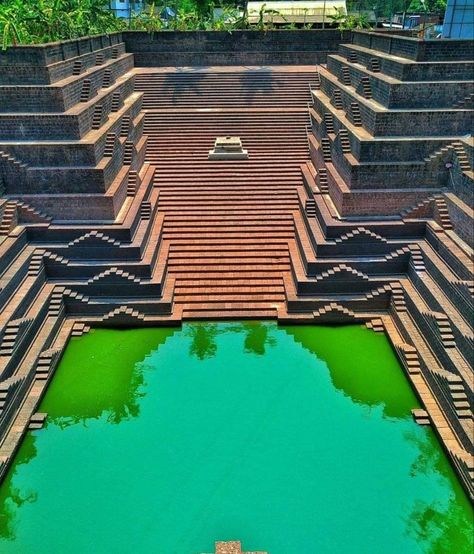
[{"xmin": 134, "ymin": 66, "xmax": 317, "ymax": 319}]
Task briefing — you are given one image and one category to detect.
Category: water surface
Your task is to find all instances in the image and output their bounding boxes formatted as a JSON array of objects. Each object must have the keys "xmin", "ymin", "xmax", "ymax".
[{"xmin": 0, "ymin": 323, "xmax": 472, "ymax": 553}]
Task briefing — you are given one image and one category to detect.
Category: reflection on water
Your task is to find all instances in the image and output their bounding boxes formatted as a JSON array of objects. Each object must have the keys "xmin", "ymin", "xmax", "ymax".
[
  {"xmin": 244, "ymin": 322, "xmax": 275, "ymax": 356},
  {"xmin": 188, "ymin": 324, "xmax": 219, "ymax": 360},
  {"xmin": 44, "ymin": 327, "xmax": 175, "ymax": 427},
  {"xmin": 402, "ymin": 428, "xmax": 473, "ymax": 551},
  {"xmin": 0, "ymin": 323, "xmax": 472, "ymax": 553},
  {"xmin": 187, "ymin": 321, "xmax": 277, "ymax": 360},
  {"xmin": 0, "ymin": 436, "xmax": 38, "ymax": 541},
  {"xmin": 285, "ymin": 324, "xmax": 416, "ymax": 418}
]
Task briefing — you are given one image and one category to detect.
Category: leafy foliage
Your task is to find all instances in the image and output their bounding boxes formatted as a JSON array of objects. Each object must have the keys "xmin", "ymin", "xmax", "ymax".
[
  {"xmin": 0, "ymin": 0, "xmax": 376, "ymax": 49},
  {"xmin": 347, "ymin": 0, "xmax": 447, "ymax": 19},
  {"xmin": 329, "ymin": 8, "xmax": 371, "ymax": 30},
  {"xmin": 0, "ymin": 0, "xmax": 124, "ymax": 49}
]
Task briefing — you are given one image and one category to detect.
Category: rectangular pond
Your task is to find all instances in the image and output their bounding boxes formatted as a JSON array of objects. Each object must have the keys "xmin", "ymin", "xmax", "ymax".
[{"xmin": 0, "ymin": 322, "xmax": 472, "ymax": 553}]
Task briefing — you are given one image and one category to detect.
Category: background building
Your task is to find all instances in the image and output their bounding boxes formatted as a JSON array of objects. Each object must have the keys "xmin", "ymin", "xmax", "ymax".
[
  {"xmin": 109, "ymin": 0, "xmax": 145, "ymax": 18},
  {"xmin": 443, "ymin": 0, "xmax": 474, "ymax": 38},
  {"xmin": 247, "ymin": 0, "xmax": 347, "ymax": 26}
]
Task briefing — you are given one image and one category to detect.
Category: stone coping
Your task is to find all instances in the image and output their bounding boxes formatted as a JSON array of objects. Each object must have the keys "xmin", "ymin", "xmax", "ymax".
[
  {"xmin": 353, "ymin": 29, "xmax": 474, "ymax": 44},
  {"xmin": 351, "ymin": 30, "xmax": 474, "ymax": 61},
  {"xmin": 0, "ymin": 33, "xmax": 123, "ymax": 66}
]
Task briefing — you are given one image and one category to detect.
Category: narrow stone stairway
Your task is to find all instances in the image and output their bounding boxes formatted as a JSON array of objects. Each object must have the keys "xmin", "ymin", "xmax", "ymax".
[{"xmin": 135, "ymin": 66, "xmax": 317, "ymax": 319}]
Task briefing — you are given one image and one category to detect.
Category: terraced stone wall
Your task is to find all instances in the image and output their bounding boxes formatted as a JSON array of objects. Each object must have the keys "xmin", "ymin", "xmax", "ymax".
[{"xmin": 122, "ymin": 30, "xmax": 351, "ymax": 66}]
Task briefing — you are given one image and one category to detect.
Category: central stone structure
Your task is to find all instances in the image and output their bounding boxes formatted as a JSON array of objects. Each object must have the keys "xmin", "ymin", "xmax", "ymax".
[
  {"xmin": 204, "ymin": 540, "xmax": 267, "ymax": 554},
  {"xmin": 208, "ymin": 136, "xmax": 249, "ymax": 160}
]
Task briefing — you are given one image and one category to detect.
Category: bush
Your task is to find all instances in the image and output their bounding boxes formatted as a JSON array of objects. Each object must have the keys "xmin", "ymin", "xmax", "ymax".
[{"xmin": 0, "ymin": 0, "xmax": 124, "ymax": 49}]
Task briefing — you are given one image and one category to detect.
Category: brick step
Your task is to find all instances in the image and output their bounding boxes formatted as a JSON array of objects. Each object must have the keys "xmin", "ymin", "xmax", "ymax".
[
  {"xmin": 175, "ymin": 283, "xmax": 284, "ymax": 293},
  {"xmin": 145, "ymin": 123, "xmax": 309, "ymax": 130},
  {"xmin": 137, "ymin": 73, "xmax": 315, "ymax": 78},
  {"xmin": 162, "ymin": 199, "xmax": 296, "ymax": 206},
  {"xmin": 160, "ymin": 206, "xmax": 298, "ymax": 212},
  {"xmin": 149, "ymin": 158, "xmax": 308, "ymax": 164},
  {"xmin": 152, "ymin": 174, "xmax": 302, "ymax": 180},
  {"xmin": 145, "ymin": 103, "xmax": 312, "ymax": 109},
  {"xmin": 144, "ymin": 106, "xmax": 310, "ymax": 111},
  {"xmin": 171, "ymin": 266, "xmax": 289, "ymax": 276},
  {"xmin": 165, "ymin": 224, "xmax": 291, "ymax": 231},
  {"xmin": 147, "ymin": 148, "xmax": 308, "ymax": 154},
  {"xmin": 148, "ymin": 135, "xmax": 306, "ymax": 141},
  {"xmin": 138, "ymin": 81, "xmax": 314, "ymax": 88},
  {"xmin": 150, "ymin": 149, "xmax": 306, "ymax": 154},
  {"xmin": 169, "ymin": 243, "xmax": 289, "ymax": 251},
  {"xmin": 145, "ymin": 122, "xmax": 308, "ymax": 128},
  {"xmin": 153, "ymin": 175, "xmax": 304, "ymax": 182},
  {"xmin": 150, "ymin": 150, "xmax": 306, "ymax": 156},
  {"xmin": 142, "ymin": 98, "xmax": 311, "ymax": 105},
  {"xmin": 147, "ymin": 181, "xmax": 300, "ymax": 188},
  {"xmin": 175, "ymin": 293, "xmax": 284, "ymax": 302},
  {"xmin": 140, "ymin": 87, "xmax": 313, "ymax": 94},
  {"xmin": 159, "ymin": 207, "xmax": 298, "ymax": 215},
  {"xmin": 160, "ymin": 200, "xmax": 298, "ymax": 206},
  {"xmin": 168, "ymin": 256, "xmax": 290, "ymax": 266},
  {"xmin": 179, "ymin": 301, "xmax": 281, "ymax": 311},
  {"xmin": 160, "ymin": 209, "xmax": 297, "ymax": 215},
  {"xmin": 157, "ymin": 186, "xmax": 299, "ymax": 193},
  {"xmin": 150, "ymin": 149, "xmax": 307, "ymax": 155},
  {"xmin": 146, "ymin": 131, "xmax": 307, "ymax": 137},
  {"xmin": 145, "ymin": 128, "xmax": 307, "ymax": 135},
  {"xmin": 144, "ymin": 112, "xmax": 310, "ymax": 118},
  {"xmin": 144, "ymin": 119, "xmax": 309, "ymax": 126},
  {"xmin": 147, "ymin": 139, "xmax": 307, "ymax": 145},
  {"xmin": 168, "ymin": 242, "xmax": 289, "ymax": 250},
  {"xmin": 146, "ymin": 137, "xmax": 307, "ymax": 144},
  {"xmin": 146, "ymin": 129, "xmax": 307, "ymax": 135},
  {"xmin": 141, "ymin": 88, "xmax": 312, "ymax": 94},
  {"xmin": 138, "ymin": 79, "xmax": 315, "ymax": 86},
  {"xmin": 161, "ymin": 210, "xmax": 296, "ymax": 216},
  {"xmin": 145, "ymin": 116, "xmax": 308, "ymax": 122},
  {"xmin": 141, "ymin": 88, "xmax": 313, "ymax": 95},
  {"xmin": 164, "ymin": 213, "xmax": 294, "ymax": 220},
  {"xmin": 151, "ymin": 154, "xmax": 306, "ymax": 160},
  {"xmin": 137, "ymin": 76, "xmax": 315, "ymax": 82},
  {"xmin": 167, "ymin": 238, "xmax": 291, "ymax": 246},
  {"xmin": 163, "ymin": 226, "xmax": 294, "ymax": 232},
  {"xmin": 181, "ymin": 308, "xmax": 279, "ymax": 319},
  {"xmin": 149, "ymin": 148, "xmax": 308, "ymax": 153},
  {"xmin": 136, "ymin": 72, "xmax": 315, "ymax": 79},
  {"xmin": 163, "ymin": 226, "xmax": 294, "ymax": 234},
  {"xmin": 142, "ymin": 96, "xmax": 311, "ymax": 103},
  {"xmin": 160, "ymin": 206, "xmax": 295, "ymax": 212},
  {"xmin": 145, "ymin": 108, "xmax": 310, "ymax": 113},
  {"xmin": 169, "ymin": 252, "xmax": 289, "ymax": 261},
  {"xmin": 173, "ymin": 271, "xmax": 287, "ymax": 280}
]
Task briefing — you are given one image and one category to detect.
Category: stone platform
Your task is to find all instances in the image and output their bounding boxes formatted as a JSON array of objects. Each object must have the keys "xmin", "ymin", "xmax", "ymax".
[{"xmin": 202, "ymin": 540, "xmax": 267, "ymax": 554}]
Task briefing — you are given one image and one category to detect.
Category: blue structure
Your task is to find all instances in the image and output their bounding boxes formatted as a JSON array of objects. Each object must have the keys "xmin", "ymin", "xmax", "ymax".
[
  {"xmin": 110, "ymin": 0, "xmax": 145, "ymax": 18},
  {"xmin": 443, "ymin": 0, "xmax": 474, "ymax": 38}
]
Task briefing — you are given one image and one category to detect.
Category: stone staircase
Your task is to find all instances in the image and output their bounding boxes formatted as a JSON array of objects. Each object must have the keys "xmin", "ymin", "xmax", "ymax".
[
  {"xmin": 134, "ymin": 69, "xmax": 318, "ymax": 109},
  {"xmin": 309, "ymin": 31, "xmax": 474, "ymax": 216},
  {"xmin": 137, "ymin": 67, "xmax": 316, "ymax": 319}
]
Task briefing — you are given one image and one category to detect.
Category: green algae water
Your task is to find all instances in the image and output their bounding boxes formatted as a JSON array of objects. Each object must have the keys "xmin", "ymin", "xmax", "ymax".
[{"xmin": 0, "ymin": 323, "xmax": 472, "ymax": 553}]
